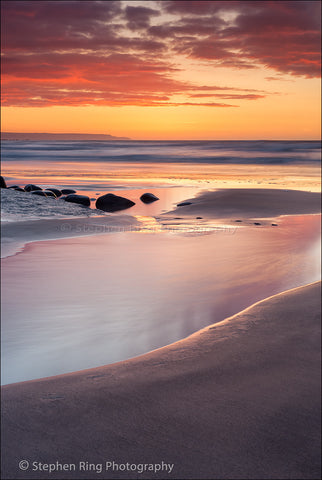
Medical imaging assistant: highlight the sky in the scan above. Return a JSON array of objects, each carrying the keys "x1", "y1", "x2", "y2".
[{"x1": 1, "y1": 0, "x2": 321, "y2": 140}]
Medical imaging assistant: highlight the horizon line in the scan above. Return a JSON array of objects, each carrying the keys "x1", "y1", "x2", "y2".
[{"x1": 1, "y1": 132, "x2": 321, "y2": 142}]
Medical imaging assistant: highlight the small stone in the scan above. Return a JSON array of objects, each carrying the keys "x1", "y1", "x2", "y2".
[
  {"x1": 31, "y1": 190, "x2": 47, "y2": 196},
  {"x1": 64, "y1": 194, "x2": 91, "y2": 206},
  {"x1": 46, "y1": 188, "x2": 62, "y2": 197},
  {"x1": 43, "y1": 190, "x2": 57, "y2": 197},
  {"x1": 140, "y1": 193, "x2": 159, "y2": 203},
  {"x1": 24, "y1": 184, "x2": 42, "y2": 192},
  {"x1": 61, "y1": 188, "x2": 77, "y2": 194},
  {"x1": 177, "y1": 201, "x2": 192, "y2": 206}
]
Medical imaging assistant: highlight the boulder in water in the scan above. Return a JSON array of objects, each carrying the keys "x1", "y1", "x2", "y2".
[
  {"x1": 177, "y1": 201, "x2": 192, "y2": 206},
  {"x1": 65, "y1": 194, "x2": 90, "y2": 206},
  {"x1": 25, "y1": 184, "x2": 42, "y2": 192},
  {"x1": 140, "y1": 193, "x2": 159, "y2": 204},
  {"x1": 96, "y1": 193, "x2": 135, "y2": 212},
  {"x1": 8, "y1": 185, "x2": 20, "y2": 189},
  {"x1": 61, "y1": 188, "x2": 76, "y2": 194},
  {"x1": 0, "y1": 176, "x2": 7, "y2": 188},
  {"x1": 14, "y1": 187, "x2": 25, "y2": 192}
]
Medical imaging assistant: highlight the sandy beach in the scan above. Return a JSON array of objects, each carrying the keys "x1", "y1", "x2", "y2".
[{"x1": 1, "y1": 280, "x2": 320, "y2": 479}]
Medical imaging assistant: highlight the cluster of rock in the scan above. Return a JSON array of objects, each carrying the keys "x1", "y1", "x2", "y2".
[{"x1": 0, "y1": 175, "x2": 160, "y2": 213}]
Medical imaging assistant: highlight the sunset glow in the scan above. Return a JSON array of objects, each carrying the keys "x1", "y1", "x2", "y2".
[{"x1": 1, "y1": 0, "x2": 321, "y2": 139}]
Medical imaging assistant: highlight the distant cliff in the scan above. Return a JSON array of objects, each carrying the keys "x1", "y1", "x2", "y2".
[{"x1": 1, "y1": 132, "x2": 131, "y2": 141}]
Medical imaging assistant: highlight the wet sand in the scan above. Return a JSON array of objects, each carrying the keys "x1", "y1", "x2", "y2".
[
  {"x1": 1, "y1": 281, "x2": 321, "y2": 479},
  {"x1": 167, "y1": 188, "x2": 321, "y2": 220}
]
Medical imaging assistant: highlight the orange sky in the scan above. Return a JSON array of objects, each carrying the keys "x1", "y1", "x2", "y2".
[{"x1": 1, "y1": 0, "x2": 321, "y2": 140}]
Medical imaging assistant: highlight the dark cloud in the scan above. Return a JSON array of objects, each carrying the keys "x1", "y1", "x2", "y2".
[
  {"x1": 1, "y1": 0, "x2": 320, "y2": 107},
  {"x1": 125, "y1": 5, "x2": 160, "y2": 30}
]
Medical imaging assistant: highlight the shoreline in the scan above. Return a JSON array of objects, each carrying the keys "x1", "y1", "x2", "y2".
[
  {"x1": 2, "y1": 281, "x2": 321, "y2": 479},
  {"x1": 2, "y1": 187, "x2": 321, "y2": 259}
]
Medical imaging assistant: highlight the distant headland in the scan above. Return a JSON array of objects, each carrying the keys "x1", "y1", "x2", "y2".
[{"x1": 1, "y1": 132, "x2": 131, "y2": 141}]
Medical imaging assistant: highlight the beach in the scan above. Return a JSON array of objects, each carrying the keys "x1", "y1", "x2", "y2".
[
  {"x1": 1, "y1": 141, "x2": 321, "y2": 479},
  {"x1": 2, "y1": 280, "x2": 321, "y2": 479}
]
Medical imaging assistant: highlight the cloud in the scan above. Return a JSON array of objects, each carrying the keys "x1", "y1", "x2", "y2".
[{"x1": 1, "y1": 0, "x2": 320, "y2": 108}]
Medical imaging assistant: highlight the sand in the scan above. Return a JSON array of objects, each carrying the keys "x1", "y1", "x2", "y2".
[
  {"x1": 1, "y1": 281, "x2": 321, "y2": 479},
  {"x1": 167, "y1": 188, "x2": 321, "y2": 220}
]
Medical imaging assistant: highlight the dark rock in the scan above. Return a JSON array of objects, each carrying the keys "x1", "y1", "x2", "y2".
[
  {"x1": 271, "y1": 223, "x2": 278, "y2": 226},
  {"x1": 196, "y1": 217, "x2": 203, "y2": 219},
  {"x1": 177, "y1": 201, "x2": 192, "y2": 206},
  {"x1": 59, "y1": 196, "x2": 67, "y2": 200},
  {"x1": 61, "y1": 188, "x2": 76, "y2": 194},
  {"x1": 14, "y1": 187, "x2": 25, "y2": 192},
  {"x1": 96, "y1": 193, "x2": 135, "y2": 212},
  {"x1": 254, "y1": 222, "x2": 261, "y2": 225},
  {"x1": 25, "y1": 184, "x2": 42, "y2": 192},
  {"x1": 64, "y1": 194, "x2": 90, "y2": 206},
  {"x1": 140, "y1": 193, "x2": 159, "y2": 204},
  {"x1": 43, "y1": 190, "x2": 57, "y2": 197},
  {"x1": 0, "y1": 176, "x2": 7, "y2": 188},
  {"x1": 8, "y1": 185, "x2": 20, "y2": 189},
  {"x1": 235, "y1": 220, "x2": 242, "y2": 222},
  {"x1": 46, "y1": 188, "x2": 62, "y2": 197},
  {"x1": 31, "y1": 190, "x2": 47, "y2": 196}
]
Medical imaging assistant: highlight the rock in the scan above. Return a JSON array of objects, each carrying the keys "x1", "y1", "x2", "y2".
[
  {"x1": 61, "y1": 188, "x2": 76, "y2": 194},
  {"x1": 14, "y1": 187, "x2": 25, "y2": 192},
  {"x1": 8, "y1": 185, "x2": 20, "y2": 189},
  {"x1": 271, "y1": 223, "x2": 278, "y2": 226},
  {"x1": 0, "y1": 176, "x2": 7, "y2": 188},
  {"x1": 140, "y1": 193, "x2": 159, "y2": 204},
  {"x1": 254, "y1": 222, "x2": 261, "y2": 225},
  {"x1": 43, "y1": 190, "x2": 57, "y2": 197},
  {"x1": 59, "y1": 196, "x2": 67, "y2": 200},
  {"x1": 31, "y1": 190, "x2": 47, "y2": 196},
  {"x1": 196, "y1": 217, "x2": 203, "y2": 219},
  {"x1": 235, "y1": 220, "x2": 242, "y2": 222},
  {"x1": 96, "y1": 193, "x2": 135, "y2": 212},
  {"x1": 64, "y1": 194, "x2": 90, "y2": 206},
  {"x1": 177, "y1": 201, "x2": 192, "y2": 206},
  {"x1": 46, "y1": 188, "x2": 62, "y2": 197},
  {"x1": 25, "y1": 184, "x2": 42, "y2": 192}
]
